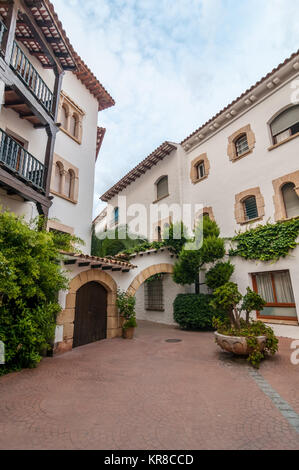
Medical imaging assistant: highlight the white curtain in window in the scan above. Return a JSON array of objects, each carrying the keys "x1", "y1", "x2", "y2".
[
  {"x1": 273, "y1": 272, "x2": 295, "y2": 303},
  {"x1": 256, "y1": 273, "x2": 275, "y2": 303}
]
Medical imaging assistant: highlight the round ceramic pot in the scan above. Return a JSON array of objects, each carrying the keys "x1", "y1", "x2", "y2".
[
  {"x1": 123, "y1": 327, "x2": 135, "y2": 339},
  {"x1": 215, "y1": 331, "x2": 267, "y2": 356}
]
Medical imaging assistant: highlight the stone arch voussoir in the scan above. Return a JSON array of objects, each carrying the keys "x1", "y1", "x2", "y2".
[
  {"x1": 127, "y1": 263, "x2": 174, "y2": 296},
  {"x1": 55, "y1": 269, "x2": 119, "y2": 354}
]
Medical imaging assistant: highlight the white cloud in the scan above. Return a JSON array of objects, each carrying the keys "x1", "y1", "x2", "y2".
[{"x1": 51, "y1": 0, "x2": 299, "y2": 216}]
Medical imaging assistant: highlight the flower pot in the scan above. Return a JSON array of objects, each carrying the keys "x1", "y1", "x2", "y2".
[
  {"x1": 215, "y1": 331, "x2": 267, "y2": 356},
  {"x1": 123, "y1": 327, "x2": 135, "y2": 339}
]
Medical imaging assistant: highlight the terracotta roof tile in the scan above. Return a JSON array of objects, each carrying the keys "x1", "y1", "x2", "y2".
[
  {"x1": 41, "y1": 0, "x2": 115, "y2": 111},
  {"x1": 61, "y1": 251, "x2": 136, "y2": 269},
  {"x1": 100, "y1": 141, "x2": 177, "y2": 202}
]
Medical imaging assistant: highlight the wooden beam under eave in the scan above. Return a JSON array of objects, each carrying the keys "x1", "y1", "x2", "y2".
[
  {"x1": 18, "y1": 7, "x2": 63, "y2": 72},
  {"x1": 20, "y1": 112, "x2": 34, "y2": 118},
  {"x1": 46, "y1": 37, "x2": 62, "y2": 44},
  {"x1": 35, "y1": 19, "x2": 53, "y2": 28}
]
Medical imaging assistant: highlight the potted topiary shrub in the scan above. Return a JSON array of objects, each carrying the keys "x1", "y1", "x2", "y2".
[
  {"x1": 116, "y1": 290, "x2": 137, "y2": 339},
  {"x1": 211, "y1": 283, "x2": 279, "y2": 368}
]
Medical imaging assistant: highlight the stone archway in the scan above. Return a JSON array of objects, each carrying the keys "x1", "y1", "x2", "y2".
[
  {"x1": 55, "y1": 269, "x2": 120, "y2": 354},
  {"x1": 127, "y1": 263, "x2": 174, "y2": 296}
]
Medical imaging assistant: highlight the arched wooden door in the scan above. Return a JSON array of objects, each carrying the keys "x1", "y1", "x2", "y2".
[{"x1": 73, "y1": 281, "x2": 107, "y2": 348}]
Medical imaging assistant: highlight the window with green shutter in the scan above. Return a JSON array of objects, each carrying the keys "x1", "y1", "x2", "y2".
[{"x1": 243, "y1": 196, "x2": 258, "y2": 220}]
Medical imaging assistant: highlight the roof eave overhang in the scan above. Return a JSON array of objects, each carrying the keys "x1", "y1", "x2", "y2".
[{"x1": 100, "y1": 141, "x2": 178, "y2": 202}]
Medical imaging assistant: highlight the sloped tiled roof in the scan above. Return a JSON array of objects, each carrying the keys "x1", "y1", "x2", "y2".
[
  {"x1": 0, "y1": 0, "x2": 115, "y2": 111},
  {"x1": 100, "y1": 141, "x2": 177, "y2": 202},
  {"x1": 61, "y1": 251, "x2": 136, "y2": 270}
]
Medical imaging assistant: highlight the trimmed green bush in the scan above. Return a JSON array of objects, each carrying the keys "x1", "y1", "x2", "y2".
[
  {"x1": 205, "y1": 261, "x2": 235, "y2": 290},
  {"x1": 173, "y1": 293, "x2": 218, "y2": 330}
]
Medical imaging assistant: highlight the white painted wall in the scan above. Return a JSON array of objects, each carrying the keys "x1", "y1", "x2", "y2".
[
  {"x1": 49, "y1": 71, "x2": 99, "y2": 253},
  {"x1": 184, "y1": 79, "x2": 298, "y2": 237},
  {"x1": 99, "y1": 77, "x2": 299, "y2": 336},
  {"x1": 135, "y1": 273, "x2": 185, "y2": 325},
  {"x1": 106, "y1": 146, "x2": 183, "y2": 240}
]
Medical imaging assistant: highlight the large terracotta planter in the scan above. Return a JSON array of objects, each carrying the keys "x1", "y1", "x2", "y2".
[
  {"x1": 123, "y1": 327, "x2": 135, "y2": 339},
  {"x1": 215, "y1": 331, "x2": 267, "y2": 356}
]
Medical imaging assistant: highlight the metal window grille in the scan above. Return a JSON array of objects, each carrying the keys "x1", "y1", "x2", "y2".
[
  {"x1": 243, "y1": 196, "x2": 258, "y2": 220},
  {"x1": 235, "y1": 134, "x2": 249, "y2": 156},
  {"x1": 145, "y1": 278, "x2": 164, "y2": 311}
]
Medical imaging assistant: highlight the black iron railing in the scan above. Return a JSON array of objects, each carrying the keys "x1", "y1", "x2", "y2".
[
  {"x1": 0, "y1": 18, "x2": 7, "y2": 52},
  {"x1": 10, "y1": 42, "x2": 53, "y2": 114},
  {"x1": 0, "y1": 128, "x2": 46, "y2": 191}
]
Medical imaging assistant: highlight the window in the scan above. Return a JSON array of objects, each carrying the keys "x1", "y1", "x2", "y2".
[
  {"x1": 51, "y1": 154, "x2": 79, "y2": 204},
  {"x1": 64, "y1": 169, "x2": 75, "y2": 199},
  {"x1": 114, "y1": 207, "x2": 119, "y2": 223},
  {"x1": 252, "y1": 271, "x2": 297, "y2": 320},
  {"x1": 227, "y1": 125, "x2": 255, "y2": 161},
  {"x1": 156, "y1": 225, "x2": 162, "y2": 242},
  {"x1": 196, "y1": 161, "x2": 205, "y2": 179},
  {"x1": 59, "y1": 92, "x2": 84, "y2": 144},
  {"x1": 53, "y1": 162, "x2": 63, "y2": 193},
  {"x1": 235, "y1": 134, "x2": 249, "y2": 157},
  {"x1": 190, "y1": 153, "x2": 210, "y2": 184},
  {"x1": 282, "y1": 183, "x2": 299, "y2": 219},
  {"x1": 235, "y1": 188, "x2": 265, "y2": 224},
  {"x1": 271, "y1": 105, "x2": 299, "y2": 145},
  {"x1": 243, "y1": 196, "x2": 258, "y2": 221},
  {"x1": 61, "y1": 104, "x2": 68, "y2": 130},
  {"x1": 156, "y1": 176, "x2": 168, "y2": 200},
  {"x1": 70, "y1": 114, "x2": 79, "y2": 138},
  {"x1": 145, "y1": 277, "x2": 164, "y2": 311},
  {"x1": 272, "y1": 171, "x2": 299, "y2": 221}
]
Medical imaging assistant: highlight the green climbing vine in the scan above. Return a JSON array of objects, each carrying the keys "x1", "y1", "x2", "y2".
[{"x1": 229, "y1": 218, "x2": 299, "y2": 262}]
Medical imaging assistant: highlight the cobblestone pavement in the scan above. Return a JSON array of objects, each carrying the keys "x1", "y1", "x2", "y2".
[{"x1": 0, "y1": 321, "x2": 298, "y2": 450}]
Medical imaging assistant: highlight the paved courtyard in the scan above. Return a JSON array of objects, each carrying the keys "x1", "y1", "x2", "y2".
[{"x1": 0, "y1": 321, "x2": 299, "y2": 450}]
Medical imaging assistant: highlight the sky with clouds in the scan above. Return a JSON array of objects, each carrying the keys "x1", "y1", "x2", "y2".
[{"x1": 52, "y1": 0, "x2": 299, "y2": 216}]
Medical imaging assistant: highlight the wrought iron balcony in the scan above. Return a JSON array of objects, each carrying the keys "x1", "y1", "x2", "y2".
[
  {"x1": 0, "y1": 18, "x2": 7, "y2": 52},
  {"x1": 0, "y1": 128, "x2": 46, "y2": 192},
  {"x1": 10, "y1": 42, "x2": 53, "y2": 115}
]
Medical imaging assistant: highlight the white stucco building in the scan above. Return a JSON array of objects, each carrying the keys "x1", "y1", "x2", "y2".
[
  {"x1": 98, "y1": 49, "x2": 299, "y2": 337},
  {"x1": 0, "y1": 0, "x2": 114, "y2": 253}
]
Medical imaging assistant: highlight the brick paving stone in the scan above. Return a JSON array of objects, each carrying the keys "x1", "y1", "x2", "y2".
[{"x1": 0, "y1": 321, "x2": 298, "y2": 450}]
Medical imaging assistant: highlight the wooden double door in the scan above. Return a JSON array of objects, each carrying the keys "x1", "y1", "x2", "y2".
[{"x1": 73, "y1": 282, "x2": 107, "y2": 348}]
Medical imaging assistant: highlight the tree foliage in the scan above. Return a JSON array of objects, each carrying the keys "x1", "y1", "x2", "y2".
[
  {"x1": 229, "y1": 219, "x2": 299, "y2": 261},
  {"x1": 92, "y1": 224, "x2": 147, "y2": 257},
  {"x1": 173, "y1": 293, "x2": 220, "y2": 330},
  {"x1": 0, "y1": 211, "x2": 70, "y2": 374},
  {"x1": 205, "y1": 261, "x2": 235, "y2": 290},
  {"x1": 173, "y1": 216, "x2": 225, "y2": 289}
]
